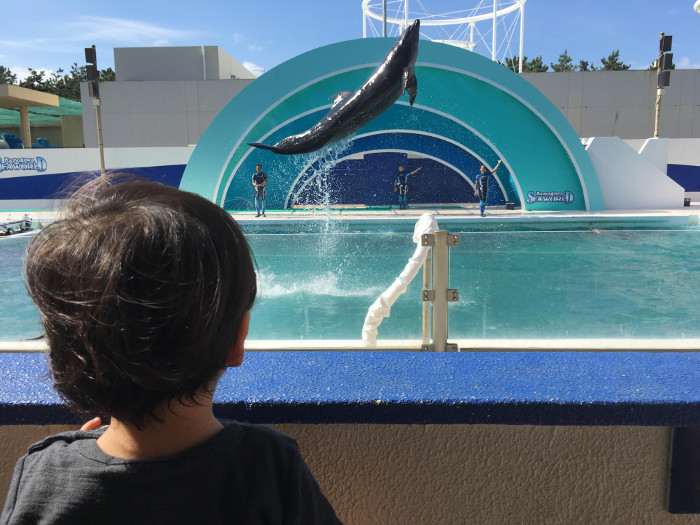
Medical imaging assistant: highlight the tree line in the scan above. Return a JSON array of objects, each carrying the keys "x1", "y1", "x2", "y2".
[
  {"x1": 505, "y1": 49, "x2": 634, "y2": 72},
  {"x1": 0, "y1": 48, "x2": 657, "y2": 102},
  {"x1": 0, "y1": 64, "x2": 115, "y2": 102}
]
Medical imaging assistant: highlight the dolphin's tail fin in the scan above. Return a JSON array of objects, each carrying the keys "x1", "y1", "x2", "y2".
[{"x1": 247, "y1": 142, "x2": 279, "y2": 153}]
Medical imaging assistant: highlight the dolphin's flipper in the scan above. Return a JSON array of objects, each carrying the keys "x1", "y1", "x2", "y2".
[
  {"x1": 404, "y1": 69, "x2": 418, "y2": 106},
  {"x1": 247, "y1": 142, "x2": 278, "y2": 153},
  {"x1": 329, "y1": 91, "x2": 355, "y2": 108}
]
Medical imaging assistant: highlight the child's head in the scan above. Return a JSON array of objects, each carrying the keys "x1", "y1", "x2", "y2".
[{"x1": 25, "y1": 176, "x2": 256, "y2": 427}]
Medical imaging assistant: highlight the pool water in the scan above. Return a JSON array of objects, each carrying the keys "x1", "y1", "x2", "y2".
[{"x1": 2, "y1": 224, "x2": 700, "y2": 342}]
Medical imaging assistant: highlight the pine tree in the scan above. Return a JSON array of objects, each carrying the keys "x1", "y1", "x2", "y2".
[
  {"x1": 503, "y1": 55, "x2": 549, "y2": 72},
  {"x1": 599, "y1": 50, "x2": 630, "y2": 71},
  {"x1": 551, "y1": 50, "x2": 575, "y2": 72},
  {"x1": 0, "y1": 66, "x2": 17, "y2": 84}
]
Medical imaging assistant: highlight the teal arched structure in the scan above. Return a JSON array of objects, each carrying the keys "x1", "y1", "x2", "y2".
[{"x1": 181, "y1": 38, "x2": 603, "y2": 211}]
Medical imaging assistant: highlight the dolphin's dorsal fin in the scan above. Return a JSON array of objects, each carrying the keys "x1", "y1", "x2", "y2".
[
  {"x1": 329, "y1": 91, "x2": 354, "y2": 108},
  {"x1": 402, "y1": 69, "x2": 418, "y2": 106}
]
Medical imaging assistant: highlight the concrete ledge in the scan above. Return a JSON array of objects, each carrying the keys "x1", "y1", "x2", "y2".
[{"x1": 0, "y1": 352, "x2": 698, "y2": 426}]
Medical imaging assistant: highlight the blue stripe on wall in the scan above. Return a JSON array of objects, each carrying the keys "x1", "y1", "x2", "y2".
[
  {"x1": 0, "y1": 165, "x2": 186, "y2": 200},
  {"x1": 668, "y1": 164, "x2": 700, "y2": 192}
]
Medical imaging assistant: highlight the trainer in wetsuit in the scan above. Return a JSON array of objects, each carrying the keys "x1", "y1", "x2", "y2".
[
  {"x1": 394, "y1": 164, "x2": 422, "y2": 210},
  {"x1": 474, "y1": 160, "x2": 502, "y2": 216},
  {"x1": 252, "y1": 164, "x2": 267, "y2": 217}
]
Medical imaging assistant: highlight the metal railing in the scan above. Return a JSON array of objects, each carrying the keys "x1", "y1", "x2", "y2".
[{"x1": 421, "y1": 231, "x2": 460, "y2": 352}]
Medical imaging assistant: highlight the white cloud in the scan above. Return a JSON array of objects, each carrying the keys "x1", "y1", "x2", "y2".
[
  {"x1": 10, "y1": 66, "x2": 57, "y2": 82},
  {"x1": 676, "y1": 56, "x2": 700, "y2": 69},
  {"x1": 10, "y1": 66, "x2": 31, "y2": 82},
  {"x1": 243, "y1": 61, "x2": 265, "y2": 76},
  {"x1": 0, "y1": 38, "x2": 57, "y2": 53},
  {"x1": 231, "y1": 33, "x2": 263, "y2": 53},
  {"x1": 0, "y1": 16, "x2": 202, "y2": 71},
  {"x1": 64, "y1": 16, "x2": 201, "y2": 46}
]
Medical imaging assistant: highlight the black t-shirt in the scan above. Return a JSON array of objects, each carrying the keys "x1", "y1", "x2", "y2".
[{"x1": 1, "y1": 420, "x2": 341, "y2": 525}]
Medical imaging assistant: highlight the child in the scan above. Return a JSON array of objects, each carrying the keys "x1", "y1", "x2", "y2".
[{"x1": 1, "y1": 177, "x2": 341, "y2": 524}]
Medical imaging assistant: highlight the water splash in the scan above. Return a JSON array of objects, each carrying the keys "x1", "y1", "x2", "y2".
[
  {"x1": 287, "y1": 136, "x2": 354, "y2": 219},
  {"x1": 286, "y1": 137, "x2": 355, "y2": 257},
  {"x1": 258, "y1": 269, "x2": 384, "y2": 299}
]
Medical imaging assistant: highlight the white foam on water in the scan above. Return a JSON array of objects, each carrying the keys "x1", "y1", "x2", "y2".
[{"x1": 258, "y1": 270, "x2": 384, "y2": 298}]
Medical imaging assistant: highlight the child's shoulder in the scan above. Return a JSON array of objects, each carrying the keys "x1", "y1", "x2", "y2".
[{"x1": 27, "y1": 429, "x2": 101, "y2": 455}]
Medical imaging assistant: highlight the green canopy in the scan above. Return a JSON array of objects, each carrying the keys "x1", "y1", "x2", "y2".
[{"x1": 0, "y1": 97, "x2": 81, "y2": 126}]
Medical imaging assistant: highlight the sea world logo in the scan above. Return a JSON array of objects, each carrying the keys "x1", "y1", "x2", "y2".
[
  {"x1": 0, "y1": 156, "x2": 48, "y2": 173},
  {"x1": 526, "y1": 190, "x2": 574, "y2": 204}
]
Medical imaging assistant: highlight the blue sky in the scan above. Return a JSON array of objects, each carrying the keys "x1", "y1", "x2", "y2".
[{"x1": 1, "y1": 0, "x2": 699, "y2": 79}]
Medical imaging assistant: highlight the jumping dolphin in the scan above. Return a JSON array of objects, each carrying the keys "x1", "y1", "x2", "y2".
[{"x1": 247, "y1": 19, "x2": 420, "y2": 155}]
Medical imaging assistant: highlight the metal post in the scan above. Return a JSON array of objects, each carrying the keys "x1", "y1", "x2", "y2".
[
  {"x1": 654, "y1": 32, "x2": 664, "y2": 139},
  {"x1": 404, "y1": 0, "x2": 409, "y2": 31},
  {"x1": 432, "y1": 231, "x2": 449, "y2": 351},
  {"x1": 421, "y1": 231, "x2": 459, "y2": 352},
  {"x1": 422, "y1": 251, "x2": 431, "y2": 345},
  {"x1": 93, "y1": 98, "x2": 106, "y2": 183},
  {"x1": 519, "y1": 1, "x2": 525, "y2": 73},
  {"x1": 383, "y1": 0, "x2": 387, "y2": 37},
  {"x1": 654, "y1": 88, "x2": 663, "y2": 138},
  {"x1": 492, "y1": 0, "x2": 497, "y2": 61}
]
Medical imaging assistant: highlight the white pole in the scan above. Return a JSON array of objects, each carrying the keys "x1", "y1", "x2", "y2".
[
  {"x1": 432, "y1": 231, "x2": 449, "y2": 352},
  {"x1": 654, "y1": 32, "x2": 664, "y2": 138},
  {"x1": 519, "y1": 2, "x2": 525, "y2": 72},
  {"x1": 405, "y1": 0, "x2": 409, "y2": 30},
  {"x1": 492, "y1": 0, "x2": 497, "y2": 61},
  {"x1": 383, "y1": 0, "x2": 387, "y2": 36},
  {"x1": 93, "y1": 98, "x2": 106, "y2": 183},
  {"x1": 422, "y1": 252, "x2": 432, "y2": 345}
]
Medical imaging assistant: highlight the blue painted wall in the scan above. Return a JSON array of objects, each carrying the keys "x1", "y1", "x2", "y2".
[
  {"x1": 291, "y1": 155, "x2": 492, "y2": 208},
  {"x1": 668, "y1": 163, "x2": 700, "y2": 192},
  {"x1": 0, "y1": 165, "x2": 186, "y2": 201}
]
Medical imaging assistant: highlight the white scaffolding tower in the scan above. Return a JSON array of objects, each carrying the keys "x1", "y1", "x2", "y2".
[{"x1": 362, "y1": 0, "x2": 527, "y2": 72}]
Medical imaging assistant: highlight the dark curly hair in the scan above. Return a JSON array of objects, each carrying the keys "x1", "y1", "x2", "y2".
[{"x1": 24, "y1": 176, "x2": 256, "y2": 427}]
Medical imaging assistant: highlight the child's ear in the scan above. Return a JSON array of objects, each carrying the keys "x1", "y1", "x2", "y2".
[{"x1": 226, "y1": 311, "x2": 250, "y2": 367}]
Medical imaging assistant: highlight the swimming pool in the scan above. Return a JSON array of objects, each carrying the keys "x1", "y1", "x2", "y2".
[{"x1": 3, "y1": 219, "x2": 700, "y2": 344}]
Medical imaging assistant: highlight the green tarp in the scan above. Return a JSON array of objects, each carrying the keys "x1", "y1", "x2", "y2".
[{"x1": 0, "y1": 97, "x2": 81, "y2": 126}]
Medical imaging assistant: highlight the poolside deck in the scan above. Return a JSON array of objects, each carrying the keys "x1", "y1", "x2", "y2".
[
  {"x1": 239, "y1": 202, "x2": 700, "y2": 226},
  {"x1": 10, "y1": 202, "x2": 700, "y2": 229}
]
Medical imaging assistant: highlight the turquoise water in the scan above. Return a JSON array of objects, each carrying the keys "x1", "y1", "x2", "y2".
[{"x1": 2, "y1": 223, "x2": 700, "y2": 342}]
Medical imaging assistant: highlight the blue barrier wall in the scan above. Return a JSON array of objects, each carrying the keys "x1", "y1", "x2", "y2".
[
  {"x1": 0, "y1": 166, "x2": 186, "y2": 201},
  {"x1": 1, "y1": 352, "x2": 697, "y2": 426}
]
